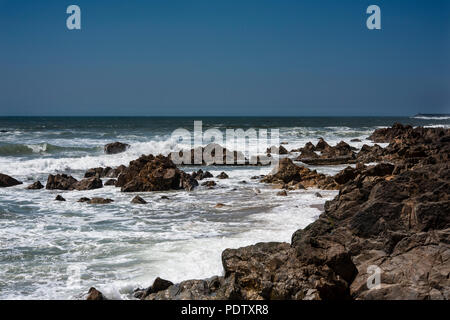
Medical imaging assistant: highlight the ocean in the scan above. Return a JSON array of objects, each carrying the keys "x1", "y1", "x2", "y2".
[{"x1": 0, "y1": 116, "x2": 449, "y2": 299}]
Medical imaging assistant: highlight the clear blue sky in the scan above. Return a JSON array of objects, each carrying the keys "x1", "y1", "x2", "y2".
[{"x1": 0, "y1": 0, "x2": 449, "y2": 116}]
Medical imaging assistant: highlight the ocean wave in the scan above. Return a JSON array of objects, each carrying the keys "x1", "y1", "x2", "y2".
[
  {"x1": 0, "y1": 143, "x2": 99, "y2": 156},
  {"x1": 412, "y1": 116, "x2": 450, "y2": 120}
]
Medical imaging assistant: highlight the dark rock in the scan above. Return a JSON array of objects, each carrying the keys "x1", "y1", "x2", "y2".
[
  {"x1": 0, "y1": 173, "x2": 22, "y2": 188},
  {"x1": 104, "y1": 142, "x2": 130, "y2": 154},
  {"x1": 277, "y1": 190, "x2": 287, "y2": 196},
  {"x1": 315, "y1": 192, "x2": 322, "y2": 198},
  {"x1": 137, "y1": 277, "x2": 174, "y2": 299},
  {"x1": 191, "y1": 169, "x2": 213, "y2": 180},
  {"x1": 368, "y1": 123, "x2": 413, "y2": 143},
  {"x1": 55, "y1": 195, "x2": 66, "y2": 201},
  {"x1": 160, "y1": 196, "x2": 169, "y2": 200},
  {"x1": 217, "y1": 172, "x2": 229, "y2": 179},
  {"x1": 104, "y1": 179, "x2": 117, "y2": 186},
  {"x1": 77, "y1": 197, "x2": 91, "y2": 203},
  {"x1": 74, "y1": 177, "x2": 103, "y2": 191},
  {"x1": 27, "y1": 181, "x2": 44, "y2": 190},
  {"x1": 87, "y1": 197, "x2": 113, "y2": 204},
  {"x1": 350, "y1": 139, "x2": 362, "y2": 142},
  {"x1": 131, "y1": 195, "x2": 147, "y2": 204},
  {"x1": 86, "y1": 287, "x2": 105, "y2": 300},
  {"x1": 267, "y1": 145, "x2": 288, "y2": 155},
  {"x1": 201, "y1": 180, "x2": 216, "y2": 187},
  {"x1": 117, "y1": 154, "x2": 197, "y2": 192},
  {"x1": 46, "y1": 174, "x2": 78, "y2": 190}
]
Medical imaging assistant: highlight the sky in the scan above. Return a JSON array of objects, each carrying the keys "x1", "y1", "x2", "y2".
[{"x1": 0, "y1": 0, "x2": 449, "y2": 116}]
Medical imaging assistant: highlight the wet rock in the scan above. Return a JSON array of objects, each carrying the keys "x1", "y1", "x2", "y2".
[
  {"x1": 117, "y1": 154, "x2": 198, "y2": 192},
  {"x1": 215, "y1": 203, "x2": 225, "y2": 208},
  {"x1": 201, "y1": 180, "x2": 216, "y2": 187},
  {"x1": 86, "y1": 287, "x2": 105, "y2": 300},
  {"x1": 160, "y1": 196, "x2": 169, "y2": 200},
  {"x1": 297, "y1": 140, "x2": 356, "y2": 165},
  {"x1": 356, "y1": 144, "x2": 385, "y2": 163},
  {"x1": 350, "y1": 138, "x2": 362, "y2": 142},
  {"x1": 46, "y1": 174, "x2": 78, "y2": 190},
  {"x1": 104, "y1": 179, "x2": 117, "y2": 186},
  {"x1": 0, "y1": 173, "x2": 22, "y2": 188},
  {"x1": 267, "y1": 145, "x2": 288, "y2": 155},
  {"x1": 104, "y1": 142, "x2": 130, "y2": 154},
  {"x1": 191, "y1": 169, "x2": 213, "y2": 180},
  {"x1": 368, "y1": 123, "x2": 413, "y2": 143},
  {"x1": 77, "y1": 197, "x2": 90, "y2": 203},
  {"x1": 87, "y1": 197, "x2": 113, "y2": 204},
  {"x1": 55, "y1": 195, "x2": 66, "y2": 201},
  {"x1": 131, "y1": 195, "x2": 147, "y2": 204},
  {"x1": 136, "y1": 277, "x2": 174, "y2": 299},
  {"x1": 315, "y1": 192, "x2": 322, "y2": 198},
  {"x1": 277, "y1": 190, "x2": 288, "y2": 196},
  {"x1": 217, "y1": 172, "x2": 229, "y2": 179},
  {"x1": 74, "y1": 177, "x2": 103, "y2": 191},
  {"x1": 27, "y1": 181, "x2": 44, "y2": 190},
  {"x1": 261, "y1": 158, "x2": 338, "y2": 190}
]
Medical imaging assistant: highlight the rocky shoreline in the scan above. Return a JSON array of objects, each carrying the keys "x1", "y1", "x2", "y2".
[{"x1": 1, "y1": 123, "x2": 449, "y2": 300}]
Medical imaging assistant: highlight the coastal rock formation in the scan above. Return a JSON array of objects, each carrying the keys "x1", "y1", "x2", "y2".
[
  {"x1": 296, "y1": 140, "x2": 356, "y2": 165},
  {"x1": 368, "y1": 123, "x2": 413, "y2": 143},
  {"x1": 84, "y1": 166, "x2": 125, "y2": 179},
  {"x1": 55, "y1": 195, "x2": 66, "y2": 201},
  {"x1": 104, "y1": 179, "x2": 117, "y2": 186},
  {"x1": 261, "y1": 158, "x2": 338, "y2": 190},
  {"x1": 45, "y1": 175, "x2": 103, "y2": 191},
  {"x1": 169, "y1": 143, "x2": 270, "y2": 166},
  {"x1": 191, "y1": 169, "x2": 213, "y2": 180},
  {"x1": 140, "y1": 124, "x2": 450, "y2": 301},
  {"x1": 104, "y1": 142, "x2": 130, "y2": 154},
  {"x1": 0, "y1": 173, "x2": 22, "y2": 188},
  {"x1": 87, "y1": 197, "x2": 114, "y2": 204},
  {"x1": 46, "y1": 174, "x2": 78, "y2": 190},
  {"x1": 27, "y1": 181, "x2": 44, "y2": 190},
  {"x1": 267, "y1": 145, "x2": 288, "y2": 155},
  {"x1": 117, "y1": 154, "x2": 198, "y2": 192}
]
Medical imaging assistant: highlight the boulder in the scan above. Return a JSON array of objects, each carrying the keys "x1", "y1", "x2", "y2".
[
  {"x1": 74, "y1": 177, "x2": 103, "y2": 191},
  {"x1": 191, "y1": 169, "x2": 213, "y2": 180},
  {"x1": 0, "y1": 173, "x2": 22, "y2": 188},
  {"x1": 86, "y1": 287, "x2": 105, "y2": 300},
  {"x1": 27, "y1": 181, "x2": 44, "y2": 190},
  {"x1": 55, "y1": 195, "x2": 66, "y2": 201},
  {"x1": 131, "y1": 195, "x2": 147, "y2": 204},
  {"x1": 217, "y1": 172, "x2": 229, "y2": 179},
  {"x1": 104, "y1": 142, "x2": 130, "y2": 154},
  {"x1": 46, "y1": 174, "x2": 78, "y2": 190},
  {"x1": 201, "y1": 180, "x2": 216, "y2": 187},
  {"x1": 104, "y1": 179, "x2": 117, "y2": 186}
]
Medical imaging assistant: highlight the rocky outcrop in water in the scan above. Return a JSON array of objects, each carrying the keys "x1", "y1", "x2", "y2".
[
  {"x1": 86, "y1": 287, "x2": 106, "y2": 300},
  {"x1": 104, "y1": 142, "x2": 130, "y2": 154},
  {"x1": 191, "y1": 169, "x2": 213, "y2": 180},
  {"x1": 46, "y1": 174, "x2": 103, "y2": 191},
  {"x1": 295, "y1": 140, "x2": 356, "y2": 165},
  {"x1": 261, "y1": 158, "x2": 338, "y2": 190},
  {"x1": 117, "y1": 154, "x2": 198, "y2": 192},
  {"x1": 140, "y1": 124, "x2": 450, "y2": 301},
  {"x1": 0, "y1": 173, "x2": 22, "y2": 188},
  {"x1": 26, "y1": 181, "x2": 44, "y2": 190}
]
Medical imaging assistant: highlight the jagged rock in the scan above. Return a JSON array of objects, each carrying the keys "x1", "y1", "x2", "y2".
[
  {"x1": 104, "y1": 142, "x2": 130, "y2": 154},
  {"x1": 131, "y1": 195, "x2": 147, "y2": 204},
  {"x1": 0, "y1": 173, "x2": 22, "y2": 188},
  {"x1": 84, "y1": 166, "x2": 124, "y2": 179},
  {"x1": 191, "y1": 169, "x2": 213, "y2": 180},
  {"x1": 141, "y1": 125, "x2": 450, "y2": 301},
  {"x1": 87, "y1": 197, "x2": 113, "y2": 204},
  {"x1": 267, "y1": 145, "x2": 288, "y2": 155},
  {"x1": 261, "y1": 158, "x2": 338, "y2": 190},
  {"x1": 136, "y1": 277, "x2": 174, "y2": 299},
  {"x1": 217, "y1": 172, "x2": 229, "y2": 179},
  {"x1": 117, "y1": 154, "x2": 197, "y2": 192},
  {"x1": 297, "y1": 140, "x2": 356, "y2": 165},
  {"x1": 86, "y1": 287, "x2": 105, "y2": 300},
  {"x1": 46, "y1": 174, "x2": 78, "y2": 190},
  {"x1": 27, "y1": 181, "x2": 44, "y2": 190},
  {"x1": 368, "y1": 123, "x2": 413, "y2": 143},
  {"x1": 277, "y1": 190, "x2": 288, "y2": 196},
  {"x1": 315, "y1": 192, "x2": 322, "y2": 198},
  {"x1": 74, "y1": 177, "x2": 103, "y2": 191},
  {"x1": 55, "y1": 195, "x2": 66, "y2": 201}
]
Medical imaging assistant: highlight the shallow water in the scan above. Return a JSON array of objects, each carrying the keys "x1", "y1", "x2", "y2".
[{"x1": 0, "y1": 116, "x2": 448, "y2": 299}]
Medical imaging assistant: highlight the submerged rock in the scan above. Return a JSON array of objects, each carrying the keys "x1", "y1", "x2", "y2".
[
  {"x1": 191, "y1": 169, "x2": 213, "y2": 180},
  {"x1": 0, "y1": 173, "x2": 22, "y2": 188},
  {"x1": 27, "y1": 181, "x2": 44, "y2": 190},
  {"x1": 131, "y1": 195, "x2": 147, "y2": 204},
  {"x1": 87, "y1": 197, "x2": 113, "y2": 204},
  {"x1": 104, "y1": 179, "x2": 117, "y2": 186},
  {"x1": 217, "y1": 172, "x2": 229, "y2": 179},
  {"x1": 55, "y1": 195, "x2": 66, "y2": 201},
  {"x1": 104, "y1": 142, "x2": 130, "y2": 154}
]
